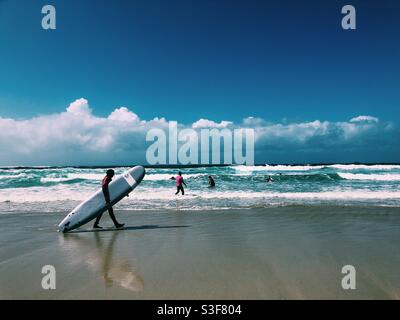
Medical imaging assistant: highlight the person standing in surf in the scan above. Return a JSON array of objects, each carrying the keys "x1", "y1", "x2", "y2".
[
  {"x1": 208, "y1": 175, "x2": 216, "y2": 188},
  {"x1": 93, "y1": 169, "x2": 125, "y2": 229},
  {"x1": 170, "y1": 171, "x2": 187, "y2": 195}
]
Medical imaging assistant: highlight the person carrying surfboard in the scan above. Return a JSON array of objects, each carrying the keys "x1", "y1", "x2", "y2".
[
  {"x1": 170, "y1": 171, "x2": 187, "y2": 195},
  {"x1": 93, "y1": 169, "x2": 125, "y2": 229}
]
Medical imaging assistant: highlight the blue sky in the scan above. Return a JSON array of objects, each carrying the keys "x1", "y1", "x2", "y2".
[{"x1": 0, "y1": 0, "x2": 399, "y2": 165}]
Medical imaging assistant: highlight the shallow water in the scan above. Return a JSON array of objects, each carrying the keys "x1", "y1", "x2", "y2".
[{"x1": 1, "y1": 164, "x2": 400, "y2": 212}]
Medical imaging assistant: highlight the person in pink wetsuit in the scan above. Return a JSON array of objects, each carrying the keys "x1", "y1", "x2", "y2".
[{"x1": 170, "y1": 171, "x2": 187, "y2": 195}]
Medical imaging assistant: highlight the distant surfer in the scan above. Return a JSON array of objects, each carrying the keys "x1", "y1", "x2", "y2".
[
  {"x1": 170, "y1": 171, "x2": 187, "y2": 195},
  {"x1": 208, "y1": 175, "x2": 216, "y2": 188},
  {"x1": 266, "y1": 175, "x2": 274, "y2": 183},
  {"x1": 93, "y1": 169, "x2": 125, "y2": 229}
]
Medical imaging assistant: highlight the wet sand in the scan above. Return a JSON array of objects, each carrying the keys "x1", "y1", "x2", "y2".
[{"x1": 0, "y1": 206, "x2": 399, "y2": 299}]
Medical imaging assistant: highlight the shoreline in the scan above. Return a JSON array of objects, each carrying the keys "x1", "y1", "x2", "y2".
[
  {"x1": 1, "y1": 206, "x2": 400, "y2": 299},
  {"x1": 1, "y1": 203, "x2": 400, "y2": 215}
]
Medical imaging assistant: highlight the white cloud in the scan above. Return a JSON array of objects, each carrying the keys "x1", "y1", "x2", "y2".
[
  {"x1": 108, "y1": 107, "x2": 140, "y2": 123},
  {"x1": 242, "y1": 117, "x2": 267, "y2": 127},
  {"x1": 66, "y1": 98, "x2": 91, "y2": 116},
  {"x1": 0, "y1": 99, "x2": 398, "y2": 165},
  {"x1": 192, "y1": 118, "x2": 233, "y2": 129},
  {"x1": 350, "y1": 115, "x2": 379, "y2": 123}
]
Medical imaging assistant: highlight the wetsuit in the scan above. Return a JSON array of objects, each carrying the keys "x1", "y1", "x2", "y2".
[
  {"x1": 94, "y1": 175, "x2": 120, "y2": 226},
  {"x1": 175, "y1": 175, "x2": 185, "y2": 195}
]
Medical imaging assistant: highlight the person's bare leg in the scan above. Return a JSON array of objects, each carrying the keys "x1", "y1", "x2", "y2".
[{"x1": 108, "y1": 207, "x2": 124, "y2": 228}]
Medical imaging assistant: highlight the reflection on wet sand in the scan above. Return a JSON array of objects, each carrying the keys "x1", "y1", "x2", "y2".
[{"x1": 59, "y1": 231, "x2": 144, "y2": 292}]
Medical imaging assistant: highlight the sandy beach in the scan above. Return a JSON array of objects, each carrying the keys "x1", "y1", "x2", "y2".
[{"x1": 1, "y1": 206, "x2": 399, "y2": 300}]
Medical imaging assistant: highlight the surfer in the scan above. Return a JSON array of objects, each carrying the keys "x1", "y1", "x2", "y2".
[
  {"x1": 208, "y1": 175, "x2": 216, "y2": 188},
  {"x1": 266, "y1": 175, "x2": 274, "y2": 183},
  {"x1": 93, "y1": 169, "x2": 125, "y2": 229},
  {"x1": 170, "y1": 171, "x2": 187, "y2": 195}
]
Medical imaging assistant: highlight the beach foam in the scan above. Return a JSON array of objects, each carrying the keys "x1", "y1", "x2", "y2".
[
  {"x1": 144, "y1": 173, "x2": 205, "y2": 181},
  {"x1": 330, "y1": 164, "x2": 400, "y2": 170},
  {"x1": 234, "y1": 165, "x2": 325, "y2": 171},
  {"x1": 338, "y1": 173, "x2": 400, "y2": 181}
]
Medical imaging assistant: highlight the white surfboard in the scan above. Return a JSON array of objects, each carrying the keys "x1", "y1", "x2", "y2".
[{"x1": 58, "y1": 166, "x2": 145, "y2": 233}]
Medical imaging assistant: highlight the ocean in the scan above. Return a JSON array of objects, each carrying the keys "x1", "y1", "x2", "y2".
[{"x1": 1, "y1": 164, "x2": 400, "y2": 213}]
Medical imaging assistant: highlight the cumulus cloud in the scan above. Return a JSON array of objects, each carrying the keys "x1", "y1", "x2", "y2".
[
  {"x1": 350, "y1": 115, "x2": 379, "y2": 123},
  {"x1": 253, "y1": 118, "x2": 391, "y2": 148},
  {"x1": 192, "y1": 118, "x2": 233, "y2": 129},
  {"x1": 108, "y1": 107, "x2": 140, "y2": 123},
  {"x1": 66, "y1": 98, "x2": 91, "y2": 116},
  {"x1": 242, "y1": 117, "x2": 268, "y2": 127},
  {"x1": 0, "y1": 98, "x2": 399, "y2": 165}
]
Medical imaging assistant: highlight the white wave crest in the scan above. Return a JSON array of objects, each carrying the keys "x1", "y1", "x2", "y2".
[
  {"x1": 338, "y1": 173, "x2": 400, "y2": 181},
  {"x1": 234, "y1": 165, "x2": 325, "y2": 172},
  {"x1": 330, "y1": 164, "x2": 400, "y2": 170},
  {"x1": 129, "y1": 190, "x2": 400, "y2": 201},
  {"x1": 0, "y1": 173, "x2": 30, "y2": 179},
  {"x1": 41, "y1": 177, "x2": 79, "y2": 183},
  {"x1": 144, "y1": 173, "x2": 205, "y2": 181},
  {"x1": 39, "y1": 172, "x2": 206, "y2": 184},
  {"x1": 68, "y1": 173, "x2": 105, "y2": 180},
  {"x1": 2, "y1": 187, "x2": 400, "y2": 204},
  {"x1": 41, "y1": 173, "x2": 105, "y2": 183},
  {"x1": 234, "y1": 164, "x2": 400, "y2": 172}
]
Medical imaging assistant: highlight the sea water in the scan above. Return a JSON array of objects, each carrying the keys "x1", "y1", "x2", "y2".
[{"x1": 1, "y1": 164, "x2": 400, "y2": 213}]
